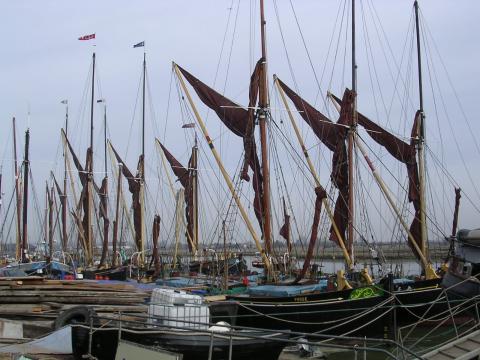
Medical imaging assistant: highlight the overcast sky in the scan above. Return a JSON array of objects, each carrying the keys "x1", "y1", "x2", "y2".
[{"x1": 1, "y1": 1, "x2": 479, "y2": 248}]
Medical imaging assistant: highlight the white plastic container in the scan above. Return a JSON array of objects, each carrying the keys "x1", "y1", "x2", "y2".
[{"x1": 148, "y1": 288, "x2": 208, "y2": 329}]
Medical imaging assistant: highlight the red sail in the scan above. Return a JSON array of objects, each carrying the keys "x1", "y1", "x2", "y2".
[
  {"x1": 276, "y1": 79, "x2": 350, "y2": 246},
  {"x1": 152, "y1": 215, "x2": 161, "y2": 276},
  {"x1": 276, "y1": 78, "x2": 340, "y2": 152},
  {"x1": 331, "y1": 93, "x2": 423, "y2": 260},
  {"x1": 294, "y1": 186, "x2": 327, "y2": 283},
  {"x1": 451, "y1": 188, "x2": 461, "y2": 238},
  {"x1": 177, "y1": 63, "x2": 265, "y2": 237},
  {"x1": 177, "y1": 65, "x2": 249, "y2": 136},
  {"x1": 158, "y1": 142, "x2": 189, "y2": 188},
  {"x1": 158, "y1": 141, "x2": 196, "y2": 253},
  {"x1": 328, "y1": 90, "x2": 354, "y2": 246},
  {"x1": 110, "y1": 144, "x2": 143, "y2": 253},
  {"x1": 279, "y1": 198, "x2": 291, "y2": 253}
]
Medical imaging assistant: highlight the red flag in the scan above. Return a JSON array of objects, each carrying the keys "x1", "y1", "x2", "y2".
[{"x1": 78, "y1": 33, "x2": 95, "y2": 41}]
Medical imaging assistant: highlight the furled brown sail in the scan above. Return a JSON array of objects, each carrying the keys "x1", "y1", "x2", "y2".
[
  {"x1": 276, "y1": 79, "x2": 350, "y2": 246},
  {"x1": 279, "y1": 198, "x2": 291, "y2": 253},
  {"x1": 294, "y1": 186, "x2": 327, "y2": 283},
  {"x1": 330, "y1": 93, "x2": 423, "y2": 261},
  {"x1": 177, "y1": 63, "x2": 266, "y2": 238},
  {"x1": 158, "y1": 141, "x2": 197, "y2": 253},
  {"x1": 110, "y1": 144, "x2": 144, "y2": 253}
]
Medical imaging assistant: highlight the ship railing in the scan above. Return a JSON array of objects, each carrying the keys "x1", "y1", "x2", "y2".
[
  {"x1": 73, "y1": 310, "x2": 424, "y2": 360},
  {"x1": 396, "y1": 276, "x2": 480, "y2": 356}
]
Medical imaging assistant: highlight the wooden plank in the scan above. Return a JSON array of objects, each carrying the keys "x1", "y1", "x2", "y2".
[{"x1": 0, "y1": 296, "x2": 147, "y2": 305}]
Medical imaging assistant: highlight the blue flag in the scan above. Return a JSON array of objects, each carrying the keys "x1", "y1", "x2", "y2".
[{"x1": 133, "y1": 41, "x2": 145, "y2": 48}]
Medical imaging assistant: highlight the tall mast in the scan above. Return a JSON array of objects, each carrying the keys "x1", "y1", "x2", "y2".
[
  {"x1": 139, "y1": 51, "x2": 146, "y2": 264},
  {"x1": 97, "y1": 98, "x2": 109, "y2": 269},
  {"x1": 62, "y1": 101, "x2": 68, "y2": 252},
  {"x1": 192, "y1": 135, "x2": 199, "y2": 254},
  {"x1": 347, "y1": 0, "x2": 357, "y2": 262},
  {"x1": 12, "y1": 118, "x2": 22, "y2": 261},
  {"x1": 90, "y1": 53, "x2": 96, "y2": 152},
  {"x1": 21, "y1": 129, "x2": 30, "y2": 262},
  {"x1": 86, "y1": 52, "x2": 96, "y2": 265},
  {"x1": 142, "y1": 52, "x2": 146, "y2": 162},
  {"x1": 112, "y1": 163, "x2": 122, "y2": 267},
  {"x1": 258, "y1": 0, "x2": 272, "y2": 254},
  {"x1": 48, "y1": 183, "x2": 54, "y2": 261},
  {"x1": 102, "y1": 100, "x2": 107, "y2": 176},
  {"x1": 414, "y1": 0, "x2": 428, "y2": 258}
]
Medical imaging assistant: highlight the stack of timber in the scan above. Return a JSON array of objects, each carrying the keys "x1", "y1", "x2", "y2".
[{"x1": 0, "y1": 277, "x2": 149, "y2": 339}]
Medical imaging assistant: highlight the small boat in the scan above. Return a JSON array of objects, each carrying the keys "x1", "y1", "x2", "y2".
[
  {"x1": 71, "y1": 322, "x2": 289, "y2": 360},
  {"x1": 442, "y1": 229, "x2": 480, "y2": 299},
  {"x1": 82, "y1": 265, "x2": 129, "y2": 281}
]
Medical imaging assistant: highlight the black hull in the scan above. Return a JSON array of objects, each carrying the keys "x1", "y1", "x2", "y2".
[
  {"x1": 72, "y1": 325, "x2": 288, "y2": 360},
  {"x1": 213, "y1": 293, "x2": 390, "y2": 337},
  {"x1": 211, "y1": 281, "x2": 447, "y2": 337}
]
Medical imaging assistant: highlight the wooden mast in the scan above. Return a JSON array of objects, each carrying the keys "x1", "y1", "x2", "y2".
[
  {"x1": 347, "y1": 0, "x2": 358, "y2": 264},
  {"x1": 414, "y1": 0, "x2": 428, "y2": 260},
  {"x1": 21, "y1": 129, "x2": 30, "y2": 262},
  {"x1": 192, "y1": 135, "x2": 199, "y2": 255},
  {"x1": 258, "y1": 0, "x2": 272, "y2": 254},
  {"x1": 48, "y1": 182, "x2": 54, "y2": 261},
  {"x1": 12, "y1": 117, "x2": 22, "y2": 261},
  {"x1": 112, "y1": 163, "x2": 122, "y2": 267},
  {"x1": 139, "y1": 51, "x2": 146, "y2": 265},
  {"x1": 62, "y1": 102, "x2": 68, "y2": 252},
  {"x1": 98, "y1": 99, "x2": 109, "y2": 268},
  {"x1": 86, "y1": 52, "x2": 95, "y2": 266}
]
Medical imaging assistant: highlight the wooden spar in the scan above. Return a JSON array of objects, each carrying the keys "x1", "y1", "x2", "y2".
[
  {"x1": 142, "y1": 52, "x2": 146, "y2": 160},
  {"x1": 48, "y1": 183, "x2": 54, "y2": 261},
  {"x1": 21, "y1": 129, "x2": 30, "y2": 262},
  {"x1": 348, "y1": 0, "x2": 358, "y2": 264},
  {"x1": 44, "y1": 183, "x2": 48, "y2": 256},
  {"x1": 414, "y1": 0, "x2": 428, "y2": 259},
  {"x1": 172, "y1": 189, "x2": 184, "y2": 270},
  {"x1": 274, "y1": 76, "x2": 353, "y2": 270},
  {"x1": 139, "y1": 53, "x2": 147, "y2": 266},
  {"x1": 62, "y1": 103, "x2": 68, "y2": 252},
  {"x1": 258, "y1": 0, "x2": 272, "y2": 254},
  {"x1": 86, "y1": 52, "x2": 96, "y2": 266},
  {"x1": 112, "y1": 163, "x2": 122, "y2": 267},
  {"x1": 139, "y1": 181, "x2": 145, "y2": 265},
  {"x1": 355, "y1": 137, "x2": 438, "y2": 279},
  {"x1": 173, "y1": 62, "x2": 274, "y2": 277},
  {"x1": 192, "y1": 139, "x2": 199, "y2": 255},
  {"x1": 451, "y1": 188, "x2": 461, "y2": 238},
  {"x1": 223, "y1": 220, "x2": 228, "y2": 291},
  {"x1": 0, "y1": 171, "x2": 2, "y2": 225},
  {"x1": 102, "y1": 102, "x2": 108, "y2": 177},
  {"x1": 12, "y1": 118, "x2": 22, "y2": 261},
  {"x1": 98, "y1": 101, "x2": 109, "y2": 269}
]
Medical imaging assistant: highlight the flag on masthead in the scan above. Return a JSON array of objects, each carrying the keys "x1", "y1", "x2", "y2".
[{"x1": 78, "y1": 33, "x2": 95, "y2": 41}]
